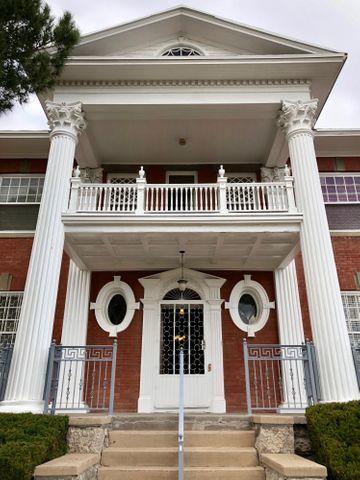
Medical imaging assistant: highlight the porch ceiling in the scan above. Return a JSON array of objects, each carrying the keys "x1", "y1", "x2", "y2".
[{"x1": 64, "y1": 225, "x2": 300, "y2": 272}]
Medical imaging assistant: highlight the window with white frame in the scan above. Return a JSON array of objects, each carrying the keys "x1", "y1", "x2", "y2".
[
  {"x1": 0, "y1": 292, "x2": 23, "y2": 345},
  {"x1": 320, "y1": 173, "x2": 360, "y2": 204},
  {"x1": 341, "y1": 292, "x2": 360, "y2": 374},
  {"x1": 0, "y1": 175, "x2": 44, "y2": 204},
  {"x1": 342, "y1": 292, "x2": 360, "y2": 345}
]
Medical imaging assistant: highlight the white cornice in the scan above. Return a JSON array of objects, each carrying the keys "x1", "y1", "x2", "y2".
[
  {"x1": 57, "y1": 78, "x2": 311, "y2": 88},
  {"x1": 0, "y1": 131, "x2": 49, "y2": 138}
]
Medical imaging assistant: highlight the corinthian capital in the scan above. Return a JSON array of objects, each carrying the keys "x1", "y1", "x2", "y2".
[
  {"x1": 277, "y1": 99, "x2": 318, "y2": 137},
  {"x1": 45, "y1": 101, "x2": 86, "y2": 139}
]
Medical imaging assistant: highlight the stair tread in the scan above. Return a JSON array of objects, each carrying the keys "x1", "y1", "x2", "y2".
[
  {"x1": 99, "y1": 466, "x2": 264, "y2": 471},
  {"x1": 103, "y1": 447, "x2": 256, "y2": 452},
  {"x1": 110, "y1": 430, "x2": 253, "y2": 434}
]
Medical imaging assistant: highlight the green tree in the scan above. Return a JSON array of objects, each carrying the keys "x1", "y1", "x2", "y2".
[{"x1": 0, "y1": 0, "x2": 80, "y2": 114}]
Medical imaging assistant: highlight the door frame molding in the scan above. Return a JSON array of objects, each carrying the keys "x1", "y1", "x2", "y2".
[{"x1": 138, "y1": 267, "x2": 226, "y2": 413}]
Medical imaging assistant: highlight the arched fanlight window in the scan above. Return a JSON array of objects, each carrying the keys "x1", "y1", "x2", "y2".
[
  {"x1": 163, "y1": 288, "x2": 201, "y2": 300},
  {"x1": 162, "y1": 46, "x2": 202, "y2": 57}
]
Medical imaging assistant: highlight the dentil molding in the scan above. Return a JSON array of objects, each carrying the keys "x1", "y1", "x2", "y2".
[
  {"x1": 277, "y1": 99, "x2": 318, "y2": 137},
  {"x1": 45, "y1": 101, "x2": 87, "y2": 138},
  {"x1": 57, "y1": 78, "x2": 311, "y2": 88}
]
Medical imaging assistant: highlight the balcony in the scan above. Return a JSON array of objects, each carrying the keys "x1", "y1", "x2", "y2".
[{"x1": 62, "y1": 169, "x2": 302, "y2": 271}]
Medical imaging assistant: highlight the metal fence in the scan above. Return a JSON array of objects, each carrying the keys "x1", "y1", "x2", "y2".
[
  {"x1": 352, "y1": 345, "x2": 360, "y2": 388},
  {"x1": 243, "y1": 340, "x2": 321, "y2": 414},
  {"x1": 44, "y1": 340, "x2": 117, "y2": 415},
  {"x1": 0, "y1": 344, "x2": 13, "y2": 401}
]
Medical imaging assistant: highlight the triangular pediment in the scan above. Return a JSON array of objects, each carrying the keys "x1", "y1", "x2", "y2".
[{"x1": 72, "y1": 6, "x2": 339, "y2": 58}]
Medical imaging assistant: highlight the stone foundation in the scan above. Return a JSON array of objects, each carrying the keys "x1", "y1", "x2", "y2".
[
  {"x1": 252, "y1": 415, "x2": 295, "y2": 454},
  {"x1": 67, "y1": 417, "x2": 111, "y2": 455}
]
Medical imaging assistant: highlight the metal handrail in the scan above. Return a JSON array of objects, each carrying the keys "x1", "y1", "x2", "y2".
[{"x1": 178, "y1": 348, "x2": 185, "y2": 480}]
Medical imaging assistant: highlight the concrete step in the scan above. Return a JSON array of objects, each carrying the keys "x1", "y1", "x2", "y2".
[
  {"x1": 98, "y1": 466, "x2": 265, "y2": 480},
  {"x1": 109, "y1": 430, "x2": 255, "y2": 448},
  {"x1": 111, "y1": 414, "x2": 250, "y2": 431},
  {"x1": 101, "y1": 447, "x2": 258, "y2": 468}
]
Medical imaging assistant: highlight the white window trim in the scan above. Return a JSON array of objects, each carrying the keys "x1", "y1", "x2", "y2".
[
  {"x1": 225, "y1": 275, "x2": 275, "y2": 337},
  {"x1": 166, "y1": 171, "x2": 198, "y2": 184},
  {"x1": 90, "y1": 276, "x2": 140, "y2": 337},
  {"x1": 0, "y1": 291, "x2": 23, "y2": 345},
  {"x1": 319, "y1": 172, "x2": 360, "y2": 205},
  {"x1": 0, "y1": 174, "x2": 45, "y2": 205}
]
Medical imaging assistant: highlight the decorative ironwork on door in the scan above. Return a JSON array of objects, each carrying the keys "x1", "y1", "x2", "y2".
[{"x1": 160, "y1": 304, "x2": 205, "y2": 375}]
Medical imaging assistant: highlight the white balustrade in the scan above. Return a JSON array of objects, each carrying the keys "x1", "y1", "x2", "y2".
[
  {"x1": 145, "y1": 184, "x2": 219, "y2": 213},
  {"x1": 77, "y1": 184, "x2": 137, "y2": 212},
  {"x1": 226, "y1": 182, "x2": 289, "y2": 212},
  {"x1": 68, "y1": 180, "x2": 295, "y2": 215}
]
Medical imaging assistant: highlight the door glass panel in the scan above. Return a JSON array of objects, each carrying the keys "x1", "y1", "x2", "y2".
[{"x1": 160, "y1": 303, "x2": 205, "y2": 375}]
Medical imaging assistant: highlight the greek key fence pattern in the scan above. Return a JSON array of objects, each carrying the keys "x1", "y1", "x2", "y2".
[
  {"x1": 243, "y1": 340, "x2": 321, "y2": 414},
  {"x1": 44, "y1": 341, "x2": 117, "y2": 415}
]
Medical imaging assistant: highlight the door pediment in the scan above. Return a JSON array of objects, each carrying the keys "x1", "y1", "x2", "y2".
[{"x1": 139, "y1": 267, "x2": 225, "y2": 302}]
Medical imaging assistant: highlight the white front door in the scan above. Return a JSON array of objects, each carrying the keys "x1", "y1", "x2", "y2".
[{"x1": 155, "y1": 301, "x2": 212, "y2": 409}]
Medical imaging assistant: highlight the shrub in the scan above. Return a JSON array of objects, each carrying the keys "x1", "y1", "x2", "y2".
[
  {"x1": 306, "y1": 401, "x2": 360, "y2": 480},
  {"x1": 0, "y1": 413, "x2": 68, "y2": 480}
]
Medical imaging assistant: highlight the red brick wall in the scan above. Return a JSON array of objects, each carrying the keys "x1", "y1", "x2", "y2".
[
  {"x1": 0, "y1": 158, "x2": 47, "y2": 174},
  {"x1": 0, "y1": 238, "x2": 33, "y2": 290},
  {"x1": 87, "y1": 271, "x2": 149, "y2": 412},
  {"x1": 0, "y1": 237, "x2": 69, "y2": 343},
  {"x1": 87, "y1": 270, "x2": 279, "y2": 412},
  {"x1": 332, "y1": 236, "x2": 360, "y2": 290},
  {"x1": 216, "y1": 270, "x2": 279, "y2": 412},
  {"x1": 317, "y1": 157, "x2": 360, "y2": 172}
]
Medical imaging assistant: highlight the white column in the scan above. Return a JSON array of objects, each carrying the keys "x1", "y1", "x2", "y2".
[
  {"x1": 0, "y1": 102, "x2": 86, "y2": 413},
  {"x1": 278, "y1": 100, "x2": 359, "y2": 402},
  {"x1": 55, "y1": 260, "x2": 91, "y2": 411},
  {"x1": 275, "y1": 261, "x2": 308, "y2": 410}
]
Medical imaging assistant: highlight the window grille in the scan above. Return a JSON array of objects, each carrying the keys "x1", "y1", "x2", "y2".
[
  {"x1": 162, "y1": 46, "x2": 201, "y2": 57},
  {"x1": 0, "y1": 292, "x2": 23, "y2": 346},
  {"x1": 320, "y1": 174, "x2": 360, "y2": 204},
  {"x1": 107, "y1": 174, "x2": 136, "y2": 184},
  {"x1": 227, "y1": 174, "x2": 256, "y2": 183},
  {"x1": 341, "y1": 292, "x2": 360, "y2": 376},
  {"x1": 227, "y1": 174, "x2": 256, "y2": 209},
  {"x1": 0, "y1": 176, "x2": 44, "y2": 204}
]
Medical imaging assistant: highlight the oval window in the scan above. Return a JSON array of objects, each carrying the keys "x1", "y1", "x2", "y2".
[
  {"x1": 107, "y1": 294, "x2": 127, "y2": 325},
  {"x1": 238, "y1": 294, "x2": 257, "y2": 325}
]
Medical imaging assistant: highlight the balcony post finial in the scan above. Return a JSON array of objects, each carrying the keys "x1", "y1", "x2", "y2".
[
  {"x1": 217, "y1": 165, "x2": 228, "y2": 214},
  {"x1": 136, "y1": 166, "x2": 146, "y2": 215},
  {"x1": 139, "y1": 166, "x2": 145, "y2": 179}
]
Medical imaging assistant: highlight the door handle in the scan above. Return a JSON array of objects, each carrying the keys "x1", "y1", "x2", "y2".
[{"x1": 208, "y1": 363, "x2": 212, "y2": 372}]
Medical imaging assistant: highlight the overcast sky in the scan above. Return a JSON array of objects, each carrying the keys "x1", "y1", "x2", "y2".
[{"x1": 1, "y1": 0, "x2": 359, "y2": 130}]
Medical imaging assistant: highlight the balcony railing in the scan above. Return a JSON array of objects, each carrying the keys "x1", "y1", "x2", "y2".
[{"x1": 67, "y1": 166, "x2": 297, "y2": 216}]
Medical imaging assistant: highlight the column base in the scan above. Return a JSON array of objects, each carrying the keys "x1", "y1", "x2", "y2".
[
  {"x1": 211, "y1": 396, "x2": 226, "y2": 413},
  {"x1": 138, "y1": 396, "x2": 154, "y2": 413},
  {"x1": 0, "y1": 400, "x2": 44, "y2": 414},
  {"x1": 277, "y1": 405, "x2": 306, "y2": 414}
]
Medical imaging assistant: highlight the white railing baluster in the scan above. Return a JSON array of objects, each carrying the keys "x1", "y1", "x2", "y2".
[{"x1": 70, "y1": 181, "x2": 295, "y2": 215}]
